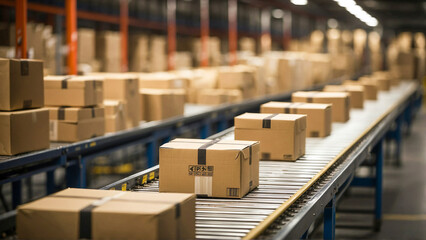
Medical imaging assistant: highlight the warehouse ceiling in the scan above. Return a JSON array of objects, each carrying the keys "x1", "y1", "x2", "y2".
[{"x1": 303, "y1": 0, "x2": 426, "y2": 32}]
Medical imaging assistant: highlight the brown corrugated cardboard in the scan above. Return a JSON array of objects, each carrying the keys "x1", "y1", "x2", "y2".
[
  {"x1": 197, "y1": 89, "x2": 243, "y2": 105},
  {"x1": 17, "y1": 188, "x2": 195, "y2": 240},
  {"x1": 0, "y1": 108, "x2": 49, "y2": 155},
  {"x1": 139, "y1": 72, "x2": 189, "y2": 89},
  {"x1": 104, "y1": 100, "x2": 127, "y2": 133},
  {"x1": 234, "y1": 113, "x2": 307, "y2": 161},
  {"x1": 78, "y1": 28, "x2": 95, "y2": 64},
  {"x1": 100, "y1": 74, "x2": 141, "y2": 128},
  {"x1": 44, "y1": 76, "x2": 103, "y2": 107},
  {"x1": 292, "y1": 91, "x2": 350, "y2": 122},
  {"x1": 343, "y1": 80, "x2": 378, "y2": 100},
  {"x1": 140, "y1": 89, "x2": 185, "y2": 121},
  {"x1": 51, "y1": 188, "x2": 195, "y2": 240},
  {"x1": 323, "y1": 85, "x2": 365, "y2": 109},
  {"x1": 260, "y1": 102, "x2": 332, "y2": 137},
  {"x1": 217, "y1": 66, "x2": 256, "y2": 99},
  {"x1": 48, "y1": 107, "x2": 105, "y2": 142},
  {"x1": 360, "y1": 76, "x2": 391, "y2": 91},
  {"x1": 47, "y1": 106, "x2": 104, "y2": 122},
  {"x1": 160, "y1": 138, "x2": 259, "y2": 198},
  {"x1": 0, "y1": 58, "x2": 44, "y2": 111}
]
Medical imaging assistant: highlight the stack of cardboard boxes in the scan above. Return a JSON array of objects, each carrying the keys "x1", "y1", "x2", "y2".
[
  {"x1": 101, "y1": 74, "x2": 141, "y2": 131},
  {"x1": 0, "y1": 58, "x2": 49, "y2": 155},
  {"x1": 96, "y1": 31, "x2": 121, "y2": 72},
  {"x1": 217, "y1": 66, "x2": 257, "y2": 99},
  {"x1": 44, "y1": 75, "x2": 105, "y2": 142},
  {"x1": 78, "y1": 28, "x2": 100, "y2": 73},
  {"x1": 197, "y1": 89, "x2": 243, "y2": 105},
  {"x1": 139, "y1": 72, "x2": 186, "y2": 121},
  {"x1": 18, "y1": 188, "x2": 196, "y2": 240}
]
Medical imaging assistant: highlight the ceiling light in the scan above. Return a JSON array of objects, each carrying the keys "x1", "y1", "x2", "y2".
[
  {"x1": 327, "y1": 18, "x2": 339, "y2": 29},
  {"x1": 335, "y1": 0, "x2": 379, "y2": 27},
  {"x1": 272, "y1": 9, "x2": 284, "y2": 19},
  {"x1": 290, "y1": 0, "x2": 308, "y2": 6}
]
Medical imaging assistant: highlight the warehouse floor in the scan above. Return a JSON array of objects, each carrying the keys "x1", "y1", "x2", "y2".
[{"x1": 312, "y1": 108, "x2": 426, "y2": 239}]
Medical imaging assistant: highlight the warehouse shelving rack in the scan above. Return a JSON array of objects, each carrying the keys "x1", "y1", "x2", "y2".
[{"x1": 0, "y1": 0, "x2": 326, "y2": 73}]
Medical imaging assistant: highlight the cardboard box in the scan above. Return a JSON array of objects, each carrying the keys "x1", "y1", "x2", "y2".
[
  {"x1": 140, "y1": 89, "x2": 185, "y2": 121},
  {"x1": 78, "y1": 28, "x2": 95, "y2": 64},
  {"x1": 48, "y1": 107, "x2": 105, "y2": 142},
  {"x1": 260, "y1": 102, "x2": 332, "y2": 137},
  {"x1": 160, "y1": 138, "x2": 260, "y2": 198},
  {"x1": 101, "y1": 74, "x2": 141, "y2": 128},
  {"x1": 197, "y1": 89, "x2": 243, "y2": 105},
  {"x1": 343, "y1": 80, "x2": 378, "y2": 100},
  {"x1": 234, "y1": 113, "x2": 307, "y2": 161},
  {"x1": 104, "y1": 100, "x2": 126, "y2": 133},
  {"x1": 0, "y1": 108, "x2": 49, "y2": 155},
  {"x1": 18, "y1": 188, "x2": 195, "y2": 240},
  {"x1": 360, "y1": 76, "x2": 391, "y2": 91},
  {"x1": 373, "y1": 71, "x2": 400, "y2": 86},
  {"x1": 139, "y1": 72, "x2": 189, "y2": 89},
  {"x1": 217, "y1": 66, "x2": 256, "y2": 99},
  {"x1": 0, "y1": 58, "x2": 44, "y2": 111},
  {"x1": 292, "y1": 91, "x2": 350, "y2": 122},
  {"x1": 44, "y1": 76, "x2": 103, "y2": 107},
  {"x1": 323, "y1": 85, "x2": 365, "y2": 109}
]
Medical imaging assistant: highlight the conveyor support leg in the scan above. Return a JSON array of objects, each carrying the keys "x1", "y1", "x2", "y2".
[
  {"x1": 200, "y1": 123, "x2": 211, "y2": 139},
  {"x1": 12, "y1": 180, "x2": 22, "y2": 209},
  {"x1": 300, "y1": 229, "x2": 308, "y2": 239},
  {"x1": 323, "y1": 196, "x2": 336, "y2": 240},
  {"x1": 147, "y1": 141, "x2": 158, "y2": 167},
  {"x1": 374, "y1": 139, "x2": 383, "y2": 231},
  {"x1": 394, "y1": 115, "x2": 403, "y2": 167},
  {"x1": 46, "y1": 170, "x2": 55, "y2": 194},
  {"x1": 66, "y1": 156, "x2": 87, "y2": 188}
]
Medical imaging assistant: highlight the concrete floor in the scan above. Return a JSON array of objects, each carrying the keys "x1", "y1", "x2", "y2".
[{"x1": 312, "y1": 108, "x2": 426, "y2": 239}]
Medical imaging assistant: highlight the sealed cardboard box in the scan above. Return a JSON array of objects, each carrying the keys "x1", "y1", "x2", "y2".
[
  {"x1": 292, "y1": 91, "x2": 350, "y2": 122},
  {"x1": 234, "y1": 113, "x2": 307, "y2": 161},
  {"x1": 260, "y1": 102, "x2": 332, "y2": 137},
  {"x1": 343, "y1": 80, "x2": 378, "y2": 100},
  {"x1": 77, "y1": 28, "x2": 95, "y2": 64},
  {"x1": 0, "y1": 58, "x2": 44, "y2": 111},
  {"x1": 140, "y1": 89, "x2": 185, "y2": 121},
  {"x1": 197, "y1": 89, "x2": 243, "y2": 105},
  {"x1": 104, "y1": 100, "x2": 126, "y2": 133},
  {"x1": 48, "y1": 107, "x2": 105, "y2": 142},
  {"x1": 101, "y1": 74, "x2": 141, "y2": 128},
  {"x1": 17, "y1": 188, "x2": 195, "y2": 240},
  {"x1": 160, "y1": 138, "x2": 260, "y2": 198},
  {"x1": 359, "y1": 76, "x2": 391, "y2": 91},
  {"x1": 323, "y1": 85, "x2": 365, "y2": 109},
  {"x1": 44, "y1": 76, "x2": 103, "y2": 107},
  {"x1": 217, "y1": 66, "x2": 256, "y2": 99},
  {"x1": 0, "y1": 108, "x2": 49, "y2": 155},
  {"x1": 139, "y1": 72, "x2": 189, "y2": 89}
]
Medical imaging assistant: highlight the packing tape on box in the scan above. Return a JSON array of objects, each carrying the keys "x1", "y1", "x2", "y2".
[
  {"x1": 262, "y1": 113, "x2": 278, "y2": 128},
  {"x1": 91, "y1": 107, "x2": 95, "y2": 118},
  {"x1": 79, "y1": 192, "x2": 126, "y2": 239},
  {"x1": 197, "y1": 139, "x2": 220, "y2": 165},
  {"x1": 195, "y1": 176, "x2": 212, "y2": 196},
  {"x1": 61, "y1": 76, "x2": 73, "y2": 89},
  {"x1": 58, "y1": 107, "x2": 66, "y2": 120},
  {"x1": 20, "y1": 60, "x2": 29, "y2": 76}
]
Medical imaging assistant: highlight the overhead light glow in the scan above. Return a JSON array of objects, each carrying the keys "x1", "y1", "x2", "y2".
[
  {"x1": 334, "y1": 0, "x2": 379, "y2": 27},
  {"x1": 327, "y1": 18, "x2": 339, "y2": 29},
  {"x1": 290, "y1": 0, "x2": 308, "y2": 6},
  {"x1": 272, "y1": 9, "x2": 284, "y2": 19}
]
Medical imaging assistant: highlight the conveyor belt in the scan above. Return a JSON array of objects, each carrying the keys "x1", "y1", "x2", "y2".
[{"x1": 102, "y1": 82, "x2": 419, "y2": 239}]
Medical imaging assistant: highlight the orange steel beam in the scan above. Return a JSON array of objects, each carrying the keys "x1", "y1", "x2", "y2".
[
  {"x1": 15, "y1": 0, "x2": 27, "y2": 58},
  {"x1": 66, "y1": 0, "x2": 77, "y2": 75},
  {"x1": 167, "y1": 0, "x2": 176, "y2": 71},
  {"x1": 228, "y1": 0, "x2": 237, "y2": 66},
  {"x1": 200, "y1": 0, "x2": 209, "y2": 67},
  {"x1": 120, "y1": 0, "x2": 128, "y2": 72}
]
